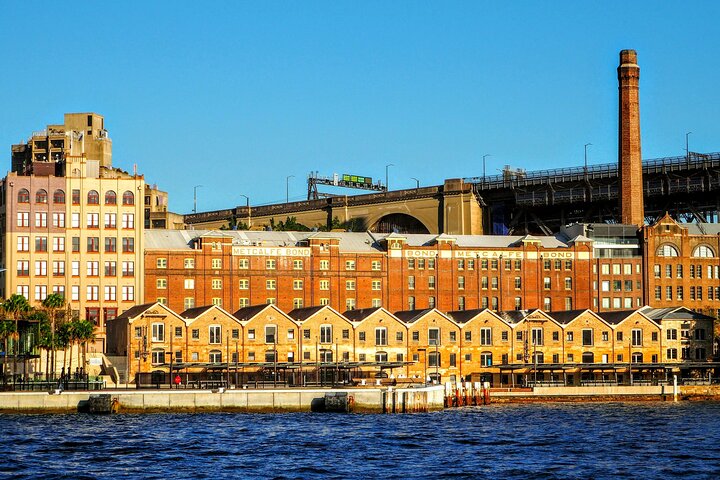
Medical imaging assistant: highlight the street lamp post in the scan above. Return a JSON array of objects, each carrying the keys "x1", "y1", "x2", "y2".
[
  {"x1": 686, "y1": 132, "x2": 692, "y2": 165},
  {"x1": 482, "y1": 154, "x2": 491, "y2": 186},
  {"x1": 286, "y1": 175, "x2": 294, "y2": 203},
  {"x1": 192, "y1": 185, "x2": 203, "y2": 213},
  {"x1": 385, "y1": 164, "x2": 394, "y2": 192},
  {"x1": 238, "y1": 194, "x2": 250, "y2": 228},
  {"x1": 584, "y1": 143, "x2": 592, "y2": 176},
  {"x1": 411, "y1": 177, "x2": 419, "y2": 190}
]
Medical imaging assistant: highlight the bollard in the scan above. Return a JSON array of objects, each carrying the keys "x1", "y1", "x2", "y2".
[{"x1": 673, "y1": 374, "x2": 678, "y2": 402}]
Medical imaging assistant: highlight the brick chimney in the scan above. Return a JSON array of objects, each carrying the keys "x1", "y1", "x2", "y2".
[{"x1": 618, "y1": 49, "x2": 644, "y2": 227}]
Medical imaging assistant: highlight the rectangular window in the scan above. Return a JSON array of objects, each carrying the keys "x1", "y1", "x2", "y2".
[
  {"x1": 122, "y1": 213, "x2": 135, "y2": 229},
  {"x1": 582, "y1": 329, "x2": 593, "y2": 346},
  {"x1": 345, "y1": 260, "x2": 355, "y2": 271},
  {"x1": 346, "y1": 280, "x2": 356, "y2": 290},
  {"x1": 266, "y1": 259, "x2": 276, "y2": 270},
  {"x1": 428, "y1": 328, "x2": 440, "y2": 346},
  {"x1": 480, "y1": 327, "x2": 491, "y2": 346},
  {"x1": 122, "y1": 261, "x2": 134, "y2": 277},
  {"x1": 319, "y1": 279, "x2": 329, "y2": 290},
  {"x1": 531, "y1": 328, "x2": 543, "y2": 346},
  {"x1": 408, "y1": 258, "x2": 415, "y2": 269},
  {"x1": 375, "y1": 327, "x2": 387, "y2": 346},
  {"x1": 34, "y1": 260, "x2": 47, "y2": 276},
  {"x1": 211, "y1": 258, "x2": 222, "y2": 269},
  {"x1": 104, "y1": 286, "x2": 116, "y2": 301},
  {"x1": 319, "y1": 260, "x2": 329, "y2": 270},
  {"x1": 211, "y1": 279, "x2": 222, "y2": 290},
  {"x1": 17, "y1": 212, "x2": 29, "y2": 227},
  {"x1": 86, "y1": 237, "x2": 99, "y2": 253},
  {"x1": 238, "y1": 258, "x2": 249, "y2": 269},
  {"x1": 104, "y1": 213, "x2": 116, "y2": 228},
  {"x1": 265, "y1": 325, "x2": 277, "y2": 344},
  {"x1": 86, "y1": 285, "x2": 99, "y2": 301},
  {"x1": 209, "y1": 325, "x2": 221, "y2": 344},
  {"x1": 122, "y1": 237, "x2": 134, "y2": 253},
  {"x1": 156, "y1": 279, "x2": 167, "y2": 289},
  {"x1": 372, "y1": 260, "x2": 381, "y2": 271},
  {"x1": 265, "y1": 279, "x2": 276, "y2": 290},
  {"x1": 293, "y1": 279, "x2": 303, "y2": 290},
  {"x1": 408, "y1": 275, "x2": 415, "y2": 290},
  {"x1": 105, "y1": 261, "x2": 116, "y2": 276},
  {"x1": 87, "y1": 213, "x2": 99, "y2": 228},
  {"x1": 52, "y1": 212, "x2": 65, "y2": 228},
  {"x1": 185, "y1": 258, "x2": 195, "y2": 269},
  {"x1": 52, "y1": 261, "x2": 65, "y2": 276},
  {"x1": 121, "y1": 286, "x2": 134, "y2": 301},
  {"x1": 371, "y1": 280, "x2": 381, "y2": 291},
  {"x1": 458, "y1": 276, "x2": 465, "y2": 290},
  {"x1": 184, "y1": 297, "x2": 195, "y2": 309},
  {"x1": 428, "y1": 276, "x2": 435, "y2": 289},
  {"x1": 157, "y1": 258, "x2": 167, "y2": 269},
  {"x1": 71, "y1": 261, "x2": 80, "y2": 276},
  {"x1": 631, "y1": 329, "x2": 642, "y2": 347},
  {"x1": 86, "y1": 261, "x2": 99, "y2": 276},
  {"x1": 104, "y1": 237, "x2": 116, "y2": 253},
  {"x1": 35, "y1": 212, "x2": 47, "y2": 228},
  {"x1": 35, "y1": 236, "x2": 48, "y2": 252}
]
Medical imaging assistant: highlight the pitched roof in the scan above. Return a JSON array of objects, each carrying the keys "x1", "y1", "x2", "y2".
[
  {"x1": 394, "y1": 309, "x2": 434, "y2": 324},
  {"x1": 232, "y1": 304, "x2": 273, "y2": 322},
  {"x1": 343, "y1": 307, "x2": 383, "y2": 322},
  {"x1": 114, "y1": 303, "x2": 158, "y2": 322},
  {"x1": 546, "y1": 309, "x2": 588, "y2": 325},
  {"x1": 445, "y1": 309, "x2": 486, "y2": 324},
  {"x1": 639, "y1": 306, "x2": 716, "y2": 321},
  {"x1": 287, "y1": 305, "x2": 326, "y2": 321},
  {"x1": 180, "y1": 305, "x2": 215, "y2": 319},
  {"x1": 595, "y1": 310, "x2": 638, "y2": 325}
]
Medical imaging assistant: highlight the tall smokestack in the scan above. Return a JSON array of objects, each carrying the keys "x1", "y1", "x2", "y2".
[{"x1": 618, "y1": 49, "x2": 644, "y2": 227}]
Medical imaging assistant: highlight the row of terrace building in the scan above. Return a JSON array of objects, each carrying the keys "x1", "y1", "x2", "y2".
[{"x1": 106, "y1": 302, "x2": 715, "y2": 388}]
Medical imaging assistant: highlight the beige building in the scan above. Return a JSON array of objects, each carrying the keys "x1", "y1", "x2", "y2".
[{"x1": 2, "y1": 113, "x2": 149, "y2": 350}]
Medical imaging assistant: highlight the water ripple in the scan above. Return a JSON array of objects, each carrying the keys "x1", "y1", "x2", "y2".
[{"x1": 2, "y1": 402, "x2": 720, "y2": 479}]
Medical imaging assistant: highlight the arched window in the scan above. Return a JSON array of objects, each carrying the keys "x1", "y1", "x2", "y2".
[
  {"x1": 87, "y1": 190, "x2": 99, "y2": 205},
  {"x1": 692, "y1": 245, "x2": 715, "y2": 258},
  {"x1": 480, "y1": 351, "x2": 493, "y2": 367},
  {"x1": 122, "y1": 190, "x2": 134, "y2": 205},
  {"x1": 35, "y1": 189, "x2": 48, "y2": 203},
  {"x1": 209, "y1": 350, "x2": 222, "y2": 363},
  {"x1": 656, "y1": 244, "x2": 679, "y2": 257},
  {"x1": 105, "y1": 190, "x2": 117, "y2": 205},
  {"x1": 374, "y1": 351, "x2": 388, "y2": 362},
  {"x1": 17, "y1": 188, "x2": 29, "y2": 203},
  {"x1": 532, "y1": 352, "x2": 544, "y2": 364},
  {"x1": 631, "y1": 352, "x2": 643, "y2": 363},
  {"x1": 53, "y1": 189, "x2": 65, "y2": 204},
  {"x1": 582, "y1": 352, "x2": 594, "y2": 364}
]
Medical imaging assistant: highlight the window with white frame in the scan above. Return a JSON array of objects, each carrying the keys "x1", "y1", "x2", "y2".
[
  {"x1": 104, "y1": 286, "x2": 116, "y2": 301},
  {"x1": 151, "y1": 323, "x2": 165, "y2": 342},
  {"x1": 86, "y1": 285, "x2": 99, "y2": 301},
  {"x1": 209, "y1": 325, "x2": 221, "y2": 344},
  {"x1": 122, "y1": 286, "x2": 134, "y2": 301}
]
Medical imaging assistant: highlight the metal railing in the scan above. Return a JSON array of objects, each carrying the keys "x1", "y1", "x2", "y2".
[{"x1": 466, "y1": 152, "x2": 720, "y2": 190}]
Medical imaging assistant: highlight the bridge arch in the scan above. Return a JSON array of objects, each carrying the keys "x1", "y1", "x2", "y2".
[{"x1": 367, "y1": 213, "x2": 431, "y2": 234}]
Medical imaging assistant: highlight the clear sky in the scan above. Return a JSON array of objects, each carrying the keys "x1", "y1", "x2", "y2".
[{"x1": 1, "y1": 1, "x2": 719, "y2": 214}]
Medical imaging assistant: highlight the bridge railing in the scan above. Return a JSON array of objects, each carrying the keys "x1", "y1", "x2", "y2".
[{"x1": 465, "y1": 152, "x2": 720, "y2": 190}]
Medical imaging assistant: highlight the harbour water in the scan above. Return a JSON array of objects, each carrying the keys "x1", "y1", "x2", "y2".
[{"x1": 2, "y1": 402, "x2": 720, "y2": 479}]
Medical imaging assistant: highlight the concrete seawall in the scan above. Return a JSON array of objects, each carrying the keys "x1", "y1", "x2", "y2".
[{"x1": 0, "y1": 386, "x2": 445, "y2": 414}]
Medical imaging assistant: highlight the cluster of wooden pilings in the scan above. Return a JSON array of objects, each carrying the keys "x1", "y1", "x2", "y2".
[{"x1": 444, "y1": 382, "x2": 491, "y2": 407}]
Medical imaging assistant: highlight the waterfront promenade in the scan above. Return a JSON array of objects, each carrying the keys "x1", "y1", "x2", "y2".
[{"x1": 2, "y1": 384, "x2": 719, "y2": 414}]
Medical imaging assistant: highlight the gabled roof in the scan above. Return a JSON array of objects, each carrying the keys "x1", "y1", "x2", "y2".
[
  {"x1": 594, "y1": 309, "x2": 637, "y2": 325},
  {"x1": 180, "y1": 305, "x2": 215, "y2": 319},
  {"x1": 232, "y1": 303, "x2": 294, "y2": 323},
  {"x1": 343, "y1": 307, "x2": 384, "y2": 322},
  {"x1": 393, "y1": 308, "x2": 455, "y2": 326},
  {"x1": 445, "y1": 308, "x2": 500, "y2": 325},
  {"x1": 639, "y1": 306, "x2": 716, "y2": 321},
  {"x1": 497, "y1": 309, "x2": 561, "y2": 328},
  {"x1": 114, "y1": 302, "x2": 157, "y2": 322},
  {"x1": 394, "y1": 308, "x2": 435, "y2": 324},
  {"x1": 180, "y1": 304, "x2": 241, "y2": 325},
  {"x1": 547, "y1": 309, "x2": 613, "y2": 328},
  {"x1": 287, "y1": 305, "x2": 326, "y2": 321},
  {"x1": 113, "y1": 302, "x2": 185, "y2": 324},
  {"x1": 342, "y1": 307, "x2": 401, "y2": 327},
  {"x1": 232, "y1": 304, "x2": 275, "y2": 322}
]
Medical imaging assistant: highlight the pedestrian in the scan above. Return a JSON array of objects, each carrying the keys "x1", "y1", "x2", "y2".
[{"x1": 174, "y1": 374, "x2": 182, "y2": 389}]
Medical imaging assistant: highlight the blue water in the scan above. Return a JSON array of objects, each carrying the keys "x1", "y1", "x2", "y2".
[{"x1": 2, "y1": 402, "x2": 720, "y2": 479}]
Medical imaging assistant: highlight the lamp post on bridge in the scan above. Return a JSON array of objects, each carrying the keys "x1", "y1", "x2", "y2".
[
  {"x1": 385, "y1": 164, "x2": 394, "y2": 192},
  {"x1": 286, "y1": 175, "x2": 294, "y2": 204},
  {"x1": 238, "y1": 194, "x2": 250, "y2": 228},
  {"x1": 584, "y1": 143, "x2": 592, "y2": 177},
  {"x1": 482, "y1": 154, "x2": 491, "y2": 186},
  {"x1": 686, "y1": 132, "x2": 692, "y2": 166},
  {"x1": 411, "y1": 177, "x2": 419, "y2": 190},
  {"x1": 192, "y1": 185, "x2": 203, "y2": 214}
]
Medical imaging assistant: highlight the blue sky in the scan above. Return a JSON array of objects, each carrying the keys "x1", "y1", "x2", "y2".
[{"x1": 1, "y1": 2, "x2": 719, "y2": 213}]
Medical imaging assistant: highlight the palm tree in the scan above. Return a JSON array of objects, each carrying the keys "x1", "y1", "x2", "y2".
[
  {"x1": 56, "y1": 322, "x2": 72, "y2": 380},
  {"x1": 73, "y1": 320, "x2": 96, "y2": 376},
  {"x1": 0, "y1": 320, "x2": 16, "y2": 384},
  {"x1": 42, "y1": 294, "x2": 65, "y2": 379},
  {"x1": 3, "y1": 295, "x2": 31, "y2": 381}
]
